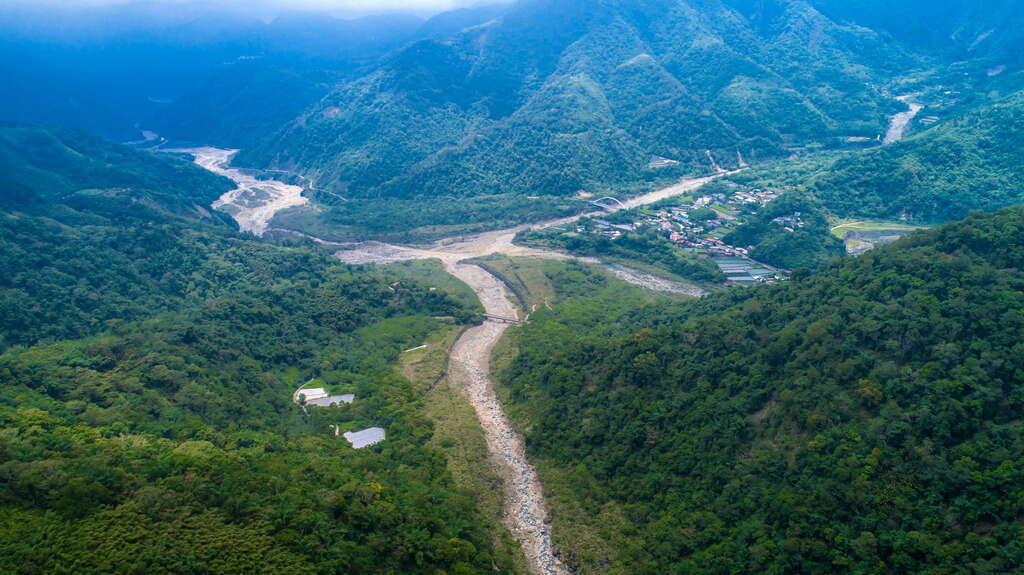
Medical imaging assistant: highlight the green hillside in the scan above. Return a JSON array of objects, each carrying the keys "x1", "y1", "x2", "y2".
[
  {"x1": 728, "y1": 90, "x2": 1024, "y2": 224},
  {"x1": 5, "y1": 2, "x2": 1024, "y2": 573},
  {"x1": 240, "y1": 0, "x2": 908, "y2": 235},
  {"x1": 808, "y1": 0, "x2": 1024, "y2": 68},
  {"x1": 0, "y1": 133, "x2": 519, "y2": 574},
  {"x1": 501, "y1": 206, "x2": 1024, "y2": 573},
  {"x1": 806, "y1": 91, "x2": 1024, "y2": 222},
  {"x1": 0, "y1": 123, "x2": 233, "y2": 222}
]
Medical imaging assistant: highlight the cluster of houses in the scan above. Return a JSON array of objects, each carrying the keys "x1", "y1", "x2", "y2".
[
  {"x1": 294, "y1": 386, "x2": 386, "y2": 449},
  {"x1": 771, "y1": 212, "x2": 805, "y2": 231},
  {"x1": 577, "y1": 183, "x2": 789, "y2": 284}
]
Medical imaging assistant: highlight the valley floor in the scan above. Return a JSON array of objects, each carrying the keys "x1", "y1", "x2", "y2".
[{"x1": 186, "y1": 151, "x2": 722, "y2": 574}]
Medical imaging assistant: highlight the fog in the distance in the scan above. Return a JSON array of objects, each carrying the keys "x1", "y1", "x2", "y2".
[{"x1": 2, "y1": 0, "x2": 504, "y2": 18}]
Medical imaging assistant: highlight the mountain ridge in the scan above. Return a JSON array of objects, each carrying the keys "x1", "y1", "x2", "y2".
[{"x1": 240, "y1": 0, "x2": 907, "y2": 207}]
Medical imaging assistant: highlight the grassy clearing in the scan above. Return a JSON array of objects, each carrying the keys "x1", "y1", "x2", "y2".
[
  {"x1": 400, "y1": 325, "x2": 530, "y2": 575},
  {"x1": 829, "y1": 219, "x2": 929, "y2": 239},
  {"x1": 387, "y1": 258, "x2": 484, "y2": 313},
  {"x1": 465, "y1": 254, "x2": 559, "y2": 313}
]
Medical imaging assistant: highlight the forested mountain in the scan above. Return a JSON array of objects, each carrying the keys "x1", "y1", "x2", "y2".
[
  {"x1": 0, "y1": 123, "x2": 233, "y2": 222},
  {"x1": 0, "y1": 129, "x2": 515, "y2": 573},
  {"x1": 0, "y1": 4, "x2": 427, "y2": 143},
  {"x1": 809, "y1": 0, "x2": 1024, "y2": 69},
  {"x1": 728, "y1": 89, "x2": 1024, "y2": 224},
  {"x1": 241, "y1": 0, "x2": 906, "y2": 209},
  {"x1": 807, "y1": 90, "x2": 1024, "y2": 222},
  {"x1": 5, "y1": 2, "x2": 1024, "y2": 573},
  {"x1": 501, "y1": 206, "x2": 1024, "y2": 573}
]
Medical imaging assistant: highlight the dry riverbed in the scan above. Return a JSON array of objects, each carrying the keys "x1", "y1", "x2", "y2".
[
  {"x1": 187, "y1": 153, "x2": 721, "y2": 573},
  {"x1": 884, "y1": 95, "x2": 924, "y2": 145},
  {"x1": 445, "y1": 263, "x2": 571, "y2": 575},
  {"x1": 170, "y1": 147, "x2": 308, "y2": 236}
]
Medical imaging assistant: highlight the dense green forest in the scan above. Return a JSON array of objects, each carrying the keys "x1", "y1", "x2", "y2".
[
  {"x1": 722, "y1": 191, "x2": 845, "y2": 269},
  {"x1": 0, "y1": 123, "x2": 233, "y2": 222},
  {"x1": 0, "y1": 124, "x2": 237, "y2": 347},
  {"x1": 0, "y1": 129, "x2": 519, "y2": 574},
  {"x1": 806, "y1": 0, "x2": 1024, "y2": 66},
  {"x1": 241, "y1": 0, "x2": 907, "y2": 236},
  {"x1": 500, "y1": 206, "x2": 1024, "y2": 574}
]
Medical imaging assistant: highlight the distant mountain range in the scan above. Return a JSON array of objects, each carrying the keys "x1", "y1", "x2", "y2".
[
  {"x1": 232, "y1": 0, "x2": 1024, "y2": 233},
  {"x1": 4, "y1": 4, "x2": 1024, "y2": 574},
  {"x1": 3, "y1": 0, "x2": 1024, "y2": 239},
  {"x1": 240, "y1": 0, "x2": 911, "y2": 203},
  {"x1": 0, "y1": 4, "x2": 505, "y2": 143},
  {"x1": 809, "y1": 0, "x2": 1024, "y2": 67}
]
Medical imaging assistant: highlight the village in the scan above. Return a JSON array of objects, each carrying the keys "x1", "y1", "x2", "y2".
[{"x1": 578, "y1": 182, "x2": 797, "y2": 284}]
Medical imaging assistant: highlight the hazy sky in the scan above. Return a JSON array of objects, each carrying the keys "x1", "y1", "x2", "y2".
[{"x1": 25, "y1": 0, "x2": 497, "y2": 15}]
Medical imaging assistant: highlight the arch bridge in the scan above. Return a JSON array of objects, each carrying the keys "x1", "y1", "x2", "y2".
[{"x1": 590, "y1": 197, "x2": 627, "y2": 211}]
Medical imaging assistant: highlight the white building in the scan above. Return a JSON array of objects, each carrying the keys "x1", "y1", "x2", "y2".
[
  {"x1": 344, "y1": 427, "x2": 386, "y2": 449},
  {"x1": 298, "y1": 387, "x2": 329, "y2": 402}
]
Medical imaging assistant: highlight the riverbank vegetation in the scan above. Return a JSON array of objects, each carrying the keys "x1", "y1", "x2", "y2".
[
  {"x1": 270, "y1": 194, "x2": 586, "y2": 244},
  {"x1": 517, "y1": 226, "x2": 727, "y2": 285}
]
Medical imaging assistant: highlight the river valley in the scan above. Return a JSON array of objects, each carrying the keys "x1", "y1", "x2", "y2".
[
  {"x1": 169, "y1": 147, "x2": 308, "y2": 236},
  {"x1": 187, "y1": 148, "x2": 719, "y2": 574},
  {"x1": 884, "y1": 95, "x2": 925, "y2": 145}
]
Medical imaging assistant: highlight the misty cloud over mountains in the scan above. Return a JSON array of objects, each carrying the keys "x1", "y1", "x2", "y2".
[{"x1": 5, "y1": 0, "x2": 503, "y2": 18}]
